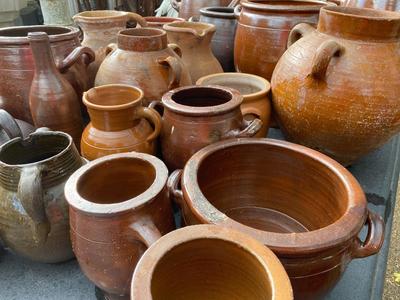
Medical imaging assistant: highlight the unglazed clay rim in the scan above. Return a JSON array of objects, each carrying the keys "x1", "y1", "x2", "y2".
[
  {"x1": 73, "y1": 10, "x2": 129, "y2": 23},
  {"x1": 200, "y1": 6, "x2": 236, "y2": 19},
  {"x1": 321, "y1": 5, "x2": 400, "y2": 20},
  {"x1": 162, "y1": 85, "x2": 243, "y2": 116},
  {"x1": 131, "y1": 225, "x2": 293, "y2": 300},
  {"x1": 144, "y1": 16, "x2": 185, "y2": 25},
  {"x1": 119, "y1": 27, "x2": 166, "y2": 39},
  {"x1": 241, "y1": 0, "x2": 333, "y2": 12},
  {"x1": 163, "y1": 21, "x2": 216, "y2": 36},
  {"x1": 64, "y1": 152, "x2": 168, "y2": 215},
  {"x1": 182, "y1": 138, "x2": 367, "y2": 255},
  {"x1": 0, "y1": 25, "x2": 79, "y2": 45},
  {"x1": 83, "y1": 84, "x2": 144, "y2": 111}
]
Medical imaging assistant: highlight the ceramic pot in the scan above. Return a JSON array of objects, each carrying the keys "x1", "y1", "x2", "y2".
[
  {"x1": 95, "y1": 28, "x2": 192, "y2": 106},
  {"x1": 168, "y1": 138, "x2": 385, "y2": 299},
  {"x1": 341, "y1": 0, "x2": 400, "y2": 10},
  {"x1": 152, "y1": 85, "x2": 262, "y2": 170},
  {"x1": 131, "y1": 225, "x2": 293, "y2": 300},
  {"x1": 171, "y1": 0, "x2": 232, "y2": 19},
  {"x1": 0, "y1": 129, "x2": 84, "y2": 263},
  {"x1": 73, "y1": 10, "x2": 148, "y2": 86},
  {"x1": 65, "y1": 153, "x2": 175, "y2": 299},
  {"x1": 0, "y1": 25, "x2": 94, "y2": 123},
  {"x1": 197, "y1": 73, "x2": 271, "y2": 137},
  {"x1": 198, "y1": 7, "x2": 237, "y2": 72},
  {"x1": 163, "y1": 21, "x2": 223, "y2": 83},
  {"x1": 0, "y1": 109, "x2": 35, "y2": 146},
  {"x1": 143, "y1": 16, "x2": 185, "y2": 28},
  {"x1": 234, "y1": 0, "x2": 330, "y2": 81},
  {"x1": 81, "y1": 84, "x2": 162, "y2": 160},
  {"x1": 272, "y1": 6, "x2": 400, "y2": 165}
]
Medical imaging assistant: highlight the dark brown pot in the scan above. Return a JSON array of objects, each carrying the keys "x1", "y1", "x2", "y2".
[
  {"x1": 171, "y1": 0, "x2": 232, "y2": 19},
  {"x1": 168, "y1": 138, "x2": 385, "y2": 299},
  {"x1": 0, "y1": 109, "x2": 35, "y2": 146},
  {"x1": 341, "y1": 0, "x2": 400, "y2": 10},
  {"x1": 0, "y1": 25, "x2": 94, "y2": 123}
]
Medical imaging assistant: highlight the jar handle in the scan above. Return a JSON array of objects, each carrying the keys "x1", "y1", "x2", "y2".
[
  {"x1": 309, "y1": 40, "x2": 344, "y2": 80},
  {"x1": 158, "y1": 56, "x2": 182, "y2": 90},
  {"x1": 0, "y1": 109, "x2": 23, "y2": 141},
  {"x1": 128, "y1": 215, "x2": 162, "y2": 248},
  {"x1": 57, "y1": 46, "x2": 95, "y2": 73},
  {"x1": 287, "y1": 23, "x2": 315, "y2": 48},
  {"x1": 234, "y1": 4, "x2": 242, "y2": 19},
  {"x1": 168, "y1": 43, "x2": 182, "y2": 58},
  {"x1": 352, "y1": 211, "x2": 385, "y2": 258},
  {"x1": 127, "y1": 12, "x2": 148, "y2": 27},
  {"x1": 105, "y1": 43, "x2": 118, "y2": 57},
  {"x1": 222, "y1": 116, "x2": 263, "y2": 139},
  {"x1": 135, "y1": 107, "x2": 162, "y2": 142},
  {"x1": 167, "y1": 169, "x2": 184, "y2": 207},
  {"x1": 149, "y1": 100, "x2": 164, "y2": 116},
  {"x1": 188, "y1": 16, "x2": 200, "y2": 22},
  {"x1": 171, "y1": 0, "x2": 181, "y2": 12}
]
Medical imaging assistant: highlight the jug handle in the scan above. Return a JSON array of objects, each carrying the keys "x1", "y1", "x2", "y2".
[
  {"x1": 234, "y1": 4, "x2": 242, "y2": 19},
  {"x1": 128, "y1": 214, "x2": 162, "y2": 248},
  {"x1": 135, "y1": 106, "x2": 162, "y2": 142},
  {"x1": 149, "y1": 100, "x2": 164, "y2": 116},
  {"x1": 127, "y1": 12, "x2": 148, "y2": 27},
  {"x1": 309, "y1": 40, "x2": 344, "y2": 80},
  {"x1": 171, "y1": 0, "x2": 181, "y2": 12},
  {"x1": 168, "y1": 43, "x2": 182, "y2": 58},
  {"x1": 287, "y1": 23, "x2": 315, "y2": 48},
  {"x1": 105, "y1": 43, "x2": 118, "y2": 57},
  {"x1": 222, "y1": 116, "x2": 263, "y2": 139},
  {"x1": 352, "y1": 210, "x2": 385, "y2": 258},
  {"x1": 57, "y1": 46, "x2": 95, "y2": 73},
  {"x1": 158, "y1": 56, "x2": 182, "y2": 90},
  {"x1": 0, "y1": 109, "x2": 23, "y2": 141},
  {"x1": 188, "y1": 16, "x2": 200, "y2": 22},
  {"x1": 167, "y1": 169, "x2": 184, "y2": 207}
]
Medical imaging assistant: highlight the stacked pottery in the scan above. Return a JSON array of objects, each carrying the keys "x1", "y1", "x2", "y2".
[
  {"x1": 171, "y1": 0, "x2": 232, "y2": 19},
  {"x1": 0, "y1": 110, "x2": 35, "y2": 146}
]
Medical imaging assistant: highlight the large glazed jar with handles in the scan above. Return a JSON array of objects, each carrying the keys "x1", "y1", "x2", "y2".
[
  {"x1": 0, "y1": 129, "x2": 85, "y2": 263},
  {"x1": 95, "y1": 28, "x2": 192, "y2": 106},
  {"x1": 0, "y1": 25, "x2": 94, "y2": 123},
  {"x1": 171, "y1": 0, "x2": 232, "y2": 19},
  {"x1": 271, "y1": 6, "x2": 400, "y2": 165}
]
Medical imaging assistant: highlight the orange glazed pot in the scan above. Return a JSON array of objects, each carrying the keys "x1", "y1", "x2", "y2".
[
  {"x1": 131, "y1": 225, "x2": 293, "y2": 300},
  {"x1": 168, "y1": 138, "x2": 385, "y2": 299}
]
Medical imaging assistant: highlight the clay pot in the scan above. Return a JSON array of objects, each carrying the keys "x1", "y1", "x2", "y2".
[
  {"x1": 81, "y1": 84, "x2": 162, "y2": 160},
  {"x1": 234, "y1": 0, "x2": 331, "y2": 81},
  {"x1": 341, "y1": 0, "x2": 400, "y2": 10},
  {"x1": 197, "y1": 73, "x2": 271, "y2": 137},
  {"x1": 143, "y1": 16, "x2": 185, "y2": 28},
  {"x1": 73, "y1": 10, "x2": 148, "y2": 86},
  {"x1": 0, "y1": 129, "x2": 84, "y2": 263},
  {"x1": 152, "y1": 85, "x2": 262, "y2": 170},
  {"x1": 65, "y1": 152, "x2": 175, "y2": 299},
  {"x1": 0, "y1": 109, "x2": 35, "y2": 146},
  {"x1": 131, "y1": 225, "x2": 293, "y2": 300},
  {"x1": 168, "y1": 138, "x2": 385, "y2": 299},
  {"x1": 163, "y1": 21, "x2": 223, "y2": 83},
  {"x1": 198, "y1": 7, "x2": 237, "y2": 71},
  {"x1": 0, "y1": 25, "x2": 94, "y2": 123},
  {"x1": 171, "y1": 0, "x2": 233, "y2": 19},
  {"x1": 95, "y1": 28, "x2": 192, "y2": 106},
  {"x1": 272, "y1": 6, "x2": 400, "y2": 165}
]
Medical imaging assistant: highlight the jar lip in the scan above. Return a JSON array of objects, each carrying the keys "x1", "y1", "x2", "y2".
[
  {"x1": 73, "y1": 10, "x2": 128, "y2": 22},
  {"x1": 241, "y1": 0, "x2": 332, "y2": 12},
  {"x1": 163, "y1": 21, "x2": 216, "y2": 36},
  {"x1": 144, "y1": 16, "x2": 185, "y2": 23},
  {"x1": 200, "y1": 6, "x2": 236, "y2": 19},
  {"x1": 321, "y1": 5, "x2": 400, "y2": 21},
  {"x1": 119, "y1": 27, "x2": 166, "y2": 38}
]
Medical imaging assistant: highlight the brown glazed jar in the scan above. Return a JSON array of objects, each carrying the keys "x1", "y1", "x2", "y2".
[
  {"x1": 65, "y1": 153, "x2": 175, "y2": 299},
  {"x1": 73, "y1": 10, "x2": 148, "y2": 86},
  {"x1": 131, "y1": 225, "x2": 293, "y2": 300},
  {"x1": 0, "y1": 109, "x2": 35, "y2": 146},
  {"x1": 197, "y1": 73, "x2": 271, "y2": 137},
  {"x1": 0, "y1": 25, "x2": 94, "y2": 123},
  {"x1": 153, "y1": 85, "x2": 262, "y2": 170},
  {"x1": 341, "y1": 0, "x2": 400, "y2": 10},
  {"x1": 143, "y1": 16, "x2": 185, "y2": 28},
  {"x1": 234, "y1": 0, "x2": 330, "y2": 81},
  {"x1": 163, "y1": 22, "x2": 223, "y2": 83},
  {"x1": 81, "y1": 84, "x2": 161, "y2": 161},
  {"x1": 95, "y1": 28, "x2": 192, "y2": 106},
  {"x1": 0, "y1": 129, "x2": 84, "y2": 263},
  {"x1": 272, "y1": 6, "x2": 400, "y2": 165},
  {"x1": 168, "y1": 138, "x2": 385, "y2": 299},
  {"x1": 171, "y1": 0, "x2": 232, "y2": 19}
]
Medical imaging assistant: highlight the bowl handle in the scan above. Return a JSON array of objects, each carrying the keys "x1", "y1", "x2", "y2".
[
  {"x1": 309, "y1": 40, "x2": 344, "y2": 80},
  {"x1": 167, "y1": 169, "x2": 184, "y2": 207},
  {"x1": 287, "y1": 23, "x2": 315, "y2": 48},
  {"x1": 128, "y1": 215, "x2": 162, "y2": 248},
  {"x1": 158, "y1": 56, "x2": 183, "y2": 89},
  {"x1": 57, "y1": 46, "x2": 95, "y2": 73}
]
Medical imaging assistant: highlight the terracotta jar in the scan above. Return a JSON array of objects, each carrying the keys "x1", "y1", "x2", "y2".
[
  {"x1": 0, "y1": 25, "x2": 94, "y2": 123},
  {"x1": 95, "y1": 28, "x2": 192, "y2": 106},
  {"x1": 65, "y1": 153, "x2": 175, "y2": 299},
  {"x1": 171, "y1": 0, "x2": 232, "y2": 19},
  {"x1": 81, "y1": 84, "x2": 162, "y2": 160},
  {"x1": 131, "y1": 225, "x2": 293, "y2": 300},
  {"x1": 197, "y1": 73, "x2": 271, "y2": 137},
  {"x1": 163, "y1": 21, "x2": 223, "y2": 83},
  {"x1": 0, "y1": 129, "x2": 84, "y2": 263},
  {"x1": 0, "y1": 109, "x2": 35, "y2": 146},
  {"x1": 341, "y1": 0, "x2": 400, "y2": 10},
  {"x1": 168, "y1": 138, "x2": 385, "y2": 299},
  {"x1": 234, "y1": 0, "x2": 330, "y2": 81},
  {"x1": 152, "y1": 85, "x2": 262, "y2": 170},
  {"x1": 73, "y1": 10, "x2": 148, "y2": 86},
  {"x1": 272, "y1": 6, "x2": 400, "y2": 165},
  {"x1": 198, "y1": 7, "x2": 237, "y2": 72},
  {"x1": 143, "y1": 16, "x2": 185, "y2": 28}
]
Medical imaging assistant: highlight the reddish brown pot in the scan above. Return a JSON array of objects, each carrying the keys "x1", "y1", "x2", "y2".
[
  {"x1": 341, "y1": 0, "x2": 400, "y2": 10},
  {"x1": 0, "y1": 25, "x2": 94, "y2": 123},
  {"x1": 168, "y1": 138, "x2": 385, "y2": 299},
  {"x1": 0, "y1": 109, "x2": 35, "y2": 146},
  {"x1": 65, "y1": 153, "x2": 175, "y2": 299},
  {"x1": 271, "y1": 6, "x2": 400, "y2": 165},
  {"x1": 171, "y1": 0, "x2": 232, "y2": 19},
  {"x1": 143, "y1": 16, "x2": 185, "y2": 28},
  {"x1": 131, "y1": 225, "x2": 293, "y2": 300},
  {"x1": 234, "y1": 0, "x2": 331, "y2": 81}
]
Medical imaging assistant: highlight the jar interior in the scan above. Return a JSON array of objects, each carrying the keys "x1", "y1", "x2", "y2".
[
  {"x1": 0, "y1": 26, "x2": 70, "y2": 37},
  {"x1": 171, "y1": 87, "x2": 232, "y2": 107},
  {"x1": 197, "y1": 144, "x2": 348, "y2": 233},
  {"x1": 205, "y1": 7, "x2": 234, "y2": 13},
  {"x1": 77, "y1": 157, "x2": 156, "y2": 204},
  {"x1": 151, "y1": 238, "x2": 272, "y2": 300}
]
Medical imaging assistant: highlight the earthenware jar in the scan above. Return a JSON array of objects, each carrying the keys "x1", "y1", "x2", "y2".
[
  {"x1": 152, "y1": 85, "x2": 262, "y2": 170},
  {"x1": 341, "y1": 0, "x2": 400, "y2": 10},
  {"x1": 131, "y1": 225, "x2": 293, "y2": 300},
  {"x1": 0, "y1": 110, "x2": 35, "y2": 146},
  {"x1": 95, "y1": 28, "x2": 192, "y2": 106},
  {"x1": 234, "y1": 0, "x2": 330, "y2": 81},
  {"x1": 0, "y1": 25, "x2": 94, "y2": 123},
  {"x1": 143, "y1": 16, "x2": 185, "y2": 28},
  {"x1": 0, "y1": 129, "x2": 84, "y2": 263},
  {"x1": 81, "y1": 84, "x2": 162, "y2": 160},
  {"x1": 28, "y1": 32, "x2": 83, "y2": 148},
  {"x1": 168, "y1": 138, "x2": 385, "y2": 299},
  {"x1": 272, "y1": 6, "x2": 400, "y2": 165},
  {"x1": 73, "y1": 10, "x2": 148, "y2": 86},
  {"x1": 171, "y1": 0, "x2": 232, "y2": 19},
  {"x1": 199, "y1": 7, "x2": 237, "y2": 71},
  {"x1": 163, "y1": 22, "x2": 223, "y2": 83},
  {"x1": 197, "y1": 73, "x2": 271, "y2": 137},
  {"x1": 65, "y1": 153, "x2": 175, "y2": 299}
]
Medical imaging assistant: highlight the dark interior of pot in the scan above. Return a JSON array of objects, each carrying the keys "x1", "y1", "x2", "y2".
[
  {"x1": 197, "y1": 144, "x2": 348, "y2": 233},
  {"x1": 0, "y1": 26, "x2": 71, "y2": 37},
  {"x1": 151, "y1": 238, "x2": 272, "y2": 300},
  {"x1": 77, "y1": 157, "x2": 156, "y2": 204},
  {"x1": 171, "y1": 87, "x2": 232, "y2": 107}
]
